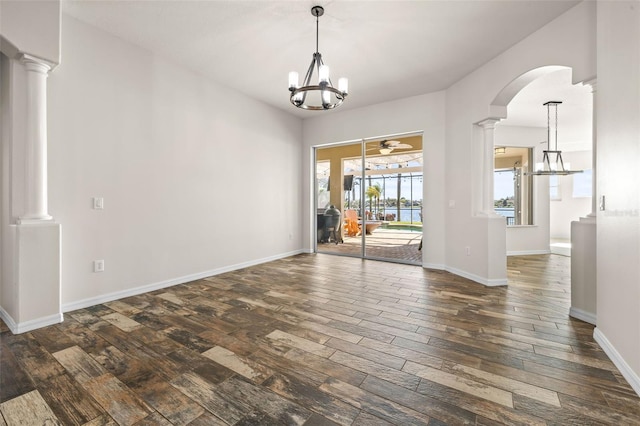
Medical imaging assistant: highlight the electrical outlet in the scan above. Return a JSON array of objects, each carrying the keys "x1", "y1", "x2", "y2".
[
  {"x1": 465, "y1": 246, "x2": 471, "y2": 256},
  {"x1": 93, "y1": 260, "x2": 105, "y2": 273}
]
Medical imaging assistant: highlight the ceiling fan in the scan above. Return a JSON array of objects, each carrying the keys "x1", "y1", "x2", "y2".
[{"x1": 368, "y1": 140, "x2": 413, "y2": 155}]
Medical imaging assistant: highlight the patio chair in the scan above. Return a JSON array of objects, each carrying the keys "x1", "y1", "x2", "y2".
[{"x1": 343, "y1": 209, "x2": 360, "y2": 236}]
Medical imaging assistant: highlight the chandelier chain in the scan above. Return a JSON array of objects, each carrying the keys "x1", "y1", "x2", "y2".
[{"x1": 555, "y1": 102, "x2": 559, "y2": 151}]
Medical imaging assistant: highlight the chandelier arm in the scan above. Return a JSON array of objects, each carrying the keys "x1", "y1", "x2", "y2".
[
  {"x1": 315, "y1": 53, "x2": 323, "y2": 82},
  {"x1": 543, "y1": 151, "x2": 550, "y2": 171},
  {"x1": 300, "y1": 55, "x2": 317, "y2": 105},
  {"x1": 303, "y1": 57, "x2": 316, "y2": 87}
]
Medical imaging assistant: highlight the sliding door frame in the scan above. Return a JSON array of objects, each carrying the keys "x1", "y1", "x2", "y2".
[{"x1": 313, "y1": 130, "x2": 424, "y2": 264}]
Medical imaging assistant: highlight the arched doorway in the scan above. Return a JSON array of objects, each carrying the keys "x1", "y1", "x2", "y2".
[
  {"x1": 496, "y1": 68, "x2": 593, "y2": 256},
  {"x1": 487, "y1": 65, "x2": 596, "y2": 323}
]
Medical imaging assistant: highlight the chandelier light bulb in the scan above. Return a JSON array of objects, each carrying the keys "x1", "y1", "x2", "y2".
[
  {"x1": 338, "y1": 77, "x2": 349, "y2": 94},
  {"x1": 322, "y1": 90, "x2": 330, "y2": 105},
  {"x1": 319, "y1": 65, "x2": 330, "y2": 83},
  {"x1": 288, "y1": 71, "x2": 299, "y2": 89}
]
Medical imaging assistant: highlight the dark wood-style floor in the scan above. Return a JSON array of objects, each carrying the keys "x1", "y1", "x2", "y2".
[{"x1": 2, "y1": 254, "x2": 639, "y2": 425}]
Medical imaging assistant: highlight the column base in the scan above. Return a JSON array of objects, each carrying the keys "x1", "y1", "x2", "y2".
[
  {"x1": 18, "y1": 215, "x2": 53, "y2": 224},
  {"x1": 0, "y1": 221, "x2": 62, "y2": 334},
  {"x1": 570, "y1": 218, "x2": 597, "y2": 324}
]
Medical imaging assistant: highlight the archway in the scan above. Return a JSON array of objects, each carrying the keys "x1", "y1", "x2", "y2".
[{"x1": 485, "y1": 65, "x2": 597, "y2": 324}]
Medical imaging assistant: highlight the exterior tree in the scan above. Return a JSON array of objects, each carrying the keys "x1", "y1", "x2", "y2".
[{"x1": 366, "y1": 184, "x2": 381, "y2": 217}]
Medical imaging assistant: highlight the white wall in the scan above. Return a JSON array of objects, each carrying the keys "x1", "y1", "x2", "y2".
[
  {"x1": 595, "y1": 1, "x2": 640, "y2": 394},
  {"x1": 302, "y1": 93, "x2": 447, "y2": 269},
  {"x1": 495, "y1": 125, "x2": 551, "y2": 255},
  {"x1": 550, "y1": 150, "x2": 592, "y2": 239},
  {"x1": 47, "y1": 15, "x2": 303, "y2": 309}
]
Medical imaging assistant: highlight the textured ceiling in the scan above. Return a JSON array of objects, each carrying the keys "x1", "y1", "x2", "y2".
[{"x1": 61, "y1": 0, "x2": 582, "y2": 120}]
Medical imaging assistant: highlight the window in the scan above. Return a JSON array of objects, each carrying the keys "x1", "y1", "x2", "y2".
[
  {"x1": 549, "y1": 175, "x2": 560, "y2": 201},
  {"x1": 573, "y1": 169, "x2": 592, "y2": 198},
  {"x1": 494, "y1": 147, "x2": 533, "y2": 225}
]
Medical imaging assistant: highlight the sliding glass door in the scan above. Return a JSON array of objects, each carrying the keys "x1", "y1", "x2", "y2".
[
  {"x1": 315, "y1": 133, "x2": 423, "y2": 265},
  {"x1": 315, "y1": 140, "x2": 363, "y2": 256}
]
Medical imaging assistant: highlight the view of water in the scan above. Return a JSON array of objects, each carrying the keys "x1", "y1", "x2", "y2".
[
  {"x1": 495, "y1": 207, "x2": 515, "y2": 218},
  {"x1": 359, "y1": 208, "x2": 423, "y2": 223}
]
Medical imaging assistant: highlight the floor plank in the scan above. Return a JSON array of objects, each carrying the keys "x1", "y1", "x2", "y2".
[{"x1": 0, "y1": 390, "x2": 62, "y2": 425}]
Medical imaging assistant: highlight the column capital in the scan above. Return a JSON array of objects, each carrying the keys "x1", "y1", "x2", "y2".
[
  {"x1": 476, "y1": 118, "x2": 502, "y2": 129},
  {"x1": 20, "y1": 53, "x2": 54, "y2": 73}
]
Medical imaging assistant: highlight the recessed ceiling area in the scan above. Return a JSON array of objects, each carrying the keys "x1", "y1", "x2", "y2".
[{"x1": 61, "y1": 0, "x2": 581, "y2": 118}]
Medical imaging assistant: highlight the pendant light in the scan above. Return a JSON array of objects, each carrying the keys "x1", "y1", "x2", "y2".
[
  {"x1": 288, "y1": 6, "x2": 348, "y2": 110},
  {"x1": 528, "y1": 101, "x2": 583, "y2": 176}
]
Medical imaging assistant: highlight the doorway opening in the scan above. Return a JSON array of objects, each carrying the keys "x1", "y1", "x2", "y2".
[
  {"x1": 314, "y1": 133, "x2": 423, "y2": 265},
  {"x1": 492, "y1": 67, "x2": 593, "y2": 258}
]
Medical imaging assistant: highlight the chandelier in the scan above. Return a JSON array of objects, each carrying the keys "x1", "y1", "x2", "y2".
[
  {"x1": 288, "y1": 6, "x2": 348, "y2": 110},
  {"x1": 528, "y1": 101, "x2": 583, "y2": 176}
]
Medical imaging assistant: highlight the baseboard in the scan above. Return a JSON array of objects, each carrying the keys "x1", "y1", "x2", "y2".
[
  {"x1": 423, "y1": 263, "x2": 445, "y2": 270},
  {"x1": 0, "y1": 306, "x2": 63, "y2": 334},
  {"x1": 593, "y1": 327, "x2": 640, "y2": 397},
  {"x1": 62, "y1": 249, "x2": 305, "y2": 313},
  {"x1": 550, "y1": 246, "x2": 571, "y2": 257},
  {"x1": 507, "y1": 249, "x2": 552, "y2": 256},
  {"x1": 569, "y1": 306, "x2": 596, "y2": 325},
  {"x1": 445, "y1": 266, "x2": 507, "y2": 287}
]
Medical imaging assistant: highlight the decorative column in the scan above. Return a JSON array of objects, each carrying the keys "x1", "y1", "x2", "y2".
[
  {"x1": 570, "y1": 78, "x2": 597, "y2": 325},
  {"x1": 586, "y1": 79, "x2": 597, "y2": 219},
  {"x1": 4, "y1": 54, "x2": 62, "y2": 334},
  {"x1": 19, "y1": 54, "x2": 53, "y2": 223},
  {"x1": 477, "y1": 118, "x2": 502, "y2": 216}
]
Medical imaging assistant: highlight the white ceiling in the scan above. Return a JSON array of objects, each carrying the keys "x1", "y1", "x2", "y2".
[{"x1": 61, "y1": 0, "x2": 582, "y2": 119}]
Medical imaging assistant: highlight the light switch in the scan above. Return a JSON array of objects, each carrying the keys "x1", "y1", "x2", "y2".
[
  {"x1": 93, "y1": 260, "x2": 105, "y2": 272},
  {"x1": 93, "y1": 197, "x2": 104, "y2": 210}
]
